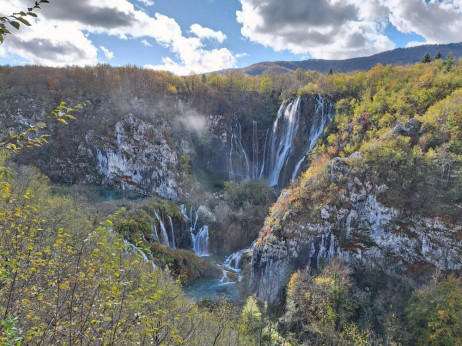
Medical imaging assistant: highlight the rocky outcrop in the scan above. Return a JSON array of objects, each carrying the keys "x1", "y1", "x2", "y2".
[
  {"x1": 89, "y1": 114, "x2": 188, "y2": 200},
  {"x1": 250, "y1": 152, "x2": 462, "y2": 303}
]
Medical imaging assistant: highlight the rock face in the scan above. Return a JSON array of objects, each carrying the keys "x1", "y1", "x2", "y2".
[
  {"x1": 89, "y1": 114, "x2": 186, "y2": 200},
  {"x1": 250, "y1": 152, "x2": 462, "y2": 303}
]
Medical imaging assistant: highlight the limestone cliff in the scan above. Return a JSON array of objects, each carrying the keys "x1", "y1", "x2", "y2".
[{"x1": 250, "y1": 151, "x2": 462, "y2": 303}]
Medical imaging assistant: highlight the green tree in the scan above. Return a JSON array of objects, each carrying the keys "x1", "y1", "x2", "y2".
[
  {"x1": 443, "y1": 52, "x2": 455, "y2": 72},
  {"x1": 434, "y1": 51, "x2": 442, "y2": 60},
  {"x1": 407, "y1": 275, "x2": 462, "y2": 345},
  {"x1": 422, "y1": 52, "x2": 431, "y2": 63},
  {"x1": 294, "y1": 67, "x2": 304, "y2": 81}
]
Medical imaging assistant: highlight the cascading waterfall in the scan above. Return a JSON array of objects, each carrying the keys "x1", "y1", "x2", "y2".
[
  {"x1": 168, "y1": 215, "x2": 176, "y2": 249},
  {"x1": 151, "y1": 221, "x2": 159, "y2": 243},
  {"x1": 258, "y1": 128, "x2": 270, "y2": 179},
  {"x1": 154, "y1": 210, "x2": 170, "y2": 247},
  {"x1": 229, "y1": 122, "x2": 251, "y2": 181},
  {"x1": 229, "y1": 95, "x2": 334, "y2": 187},
  {"x1": 192, "y1": 225, "x2": 210, "y2": 257},
  {"x1": 180, "y1": 204, "x2": 211, "y2": 257},
  {"x1": 291, "y1": 95, "x2": 335, "y2": 180},
  {"x1": 263, "y1": 97, "x2": 301, "y2": 186},
  {"x1": 123, "y1": 240, "x2": 156, "y2": 268},
  {"x1": 219, "y1": 249, "x2": 251, "y2": 284},
  {"x1": 224, "y1": 249, "x2": 250, "y2": 271},
  {"x1": 252, "y1": 120, "x2": 259, "y2": 179}
]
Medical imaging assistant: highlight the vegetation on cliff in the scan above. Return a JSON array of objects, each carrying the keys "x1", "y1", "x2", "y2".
[{"x1": 252, "y1": 55, "x2": 462, "y2": 344}]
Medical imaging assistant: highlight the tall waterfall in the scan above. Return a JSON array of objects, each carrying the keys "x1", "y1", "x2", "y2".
[
  {"x1": 291, "y1": 95, "x2": 335, "y2": 180},
  {"x1": 180, "y1": 204, "x2": 211, "y2": 257},
  {"x1": 263, "y1": 97, "x2": 302, "y2": 186},
  {"x1": 229, "y1": 95, "x2": 334, "y2": 187}
]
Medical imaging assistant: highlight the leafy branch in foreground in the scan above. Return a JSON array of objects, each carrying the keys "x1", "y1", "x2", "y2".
[
  {"x1": 0, "y1": 0, "x2": 50, "y2": 43},
  {"x1": 0, "y1": 101, "x2": 89, "y2": 153}
]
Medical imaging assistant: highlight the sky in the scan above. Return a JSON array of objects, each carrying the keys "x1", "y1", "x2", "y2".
[{"x1": 0, "y1": 0, "x2": 461, "y2": 75}]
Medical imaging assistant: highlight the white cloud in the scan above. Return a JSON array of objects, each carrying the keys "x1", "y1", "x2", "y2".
[
  {"x1": 236, "y1": 0, "x2": 462, "y2": 59},
  {"x1": 190, "y1": 24, "x2": 226, "y2": 43},
  {"x1": 386, "y1": 0, "x2": 462, "y2": 44},
  {"x1": 100, "y1": 46, "x2": 115, "y2": 59},
  {"x1": 236, "y1": 0, "x2": 394, "y2": 59},
  {"x1": 141, "y1": 39, "x2": 152, "y2": 47},
  {"x1": 134, "y1": 0, "x2": 154, "y2": 6},
  {"x1": 1, "y1": 0, "x2": 238, "y2": 74},
  {"x1": 236, "y1": 53, "x2": 249, "y2": 58},
  {"x1": 4, "y1": 20, "x2": 98, "y2": 66}
]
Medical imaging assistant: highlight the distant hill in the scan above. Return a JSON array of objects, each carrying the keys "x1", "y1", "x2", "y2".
[{"x1": 230, "y1": 42, "x2": 462, "y2": 75}]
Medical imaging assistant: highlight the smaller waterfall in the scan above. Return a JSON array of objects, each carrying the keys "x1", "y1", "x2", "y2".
[
  {"x1": 192, "y1": 225, "x2": 210, "y2": 257},
  {"x1": 258, "y1": 128, "x2": 270, "y2": 179},
  {"x1": 252, "y1": 120, "x2": 259, "y2": 179},
  {"x1": 224, "y1": 248, "x2": 251, "y2": 272},
  {"x1": 155, "y1": 210, "x2": 170, "y2": 247},
  {"x1": 219, "y1": 249, "x2": 251, "y2": 283},
  {"x1": 307, "y1": 232, "x2": 337, "y2": 269},
  {"x1": 124, "y1": 239, "x2": 156, "y2": 268},
  {"x1": 180, "y1": 204, "x2": 211, "y2": 257},
  {"x1": 229, "y1": 122, "x2": 251, "y2": 181},
  {"x1": 180, "y1": 204, "x2": 189, "y2": 222},
  {"x1": 151, "y1": 221, "x2": 159, "y2": 243},
  {"x1": 168, "y1": 216, "x2": 176, "y2": 249}
]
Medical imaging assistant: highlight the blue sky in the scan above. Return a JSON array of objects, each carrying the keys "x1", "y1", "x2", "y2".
[{"x1": 0, "y1": 0, "x2": 460, "y2": 74}]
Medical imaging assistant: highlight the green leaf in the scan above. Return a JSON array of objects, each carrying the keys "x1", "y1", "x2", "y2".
[
  {"x1": 64, "y1": 114, "x2": 76, "y2": 119},
  {"x1": 9, "y1": 21, "x2": 20, "y2": 30},
  {"x1": 27, "y1": 12, "x2": 37, "y2": 17},
  {"x1": 56, "y1": 118, "x2": 68, "y2": 124},
  {"x1": 16, "y1": 17, "x2": 31, "y2": 26}
]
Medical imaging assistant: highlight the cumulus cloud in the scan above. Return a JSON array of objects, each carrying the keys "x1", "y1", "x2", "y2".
[
  {"x1": 386, "y1": 0, "x2": 462, "y2": 44},
  {"x1": 135, "y1": 0, "x2": 154, "y2": 6},
  {"x1": 3, "y1": 19, "x2": 98, "y2": 66},
  {"x1": 236, "y1": 0, "x2": 393, "y2": 59},
  {"x1": 236, "y1": 0, "x2": 462, "y2": 59},
  {"x1": 1, "y1": 0, "x2": 238, "y2": 74},
  {"x1": 100, "y1": 46, "x2": 115, "y2": 59},
  {"x1": 190, "y1": 24, "x2": 227, "y2": 43},
  {"x1": 143, "y1": 15, "x2": 236, "y2": 74}
]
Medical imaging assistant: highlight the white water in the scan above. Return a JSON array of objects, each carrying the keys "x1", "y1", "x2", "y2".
[
  {"x1": 229, "y1": 95, "x2": 334, "y2": 187},
  {"x1": 155, "y1": 210, "x2": 170, "y2": 247},
  {"x1": 291, "y1": 95, "x2": 335, "y2": 180},
  {"x1": 123, "y1": 239, "x2": 156, "y2": 268},
  {"x1": 229, "y1": 122, "x2": 251, "y2": 181},
  {"x1": 252, "y1": 120, "x2": 259, "y2": 179},
  {"x1": 180, "y1": 204, "x2": 211, "y2": 257},
  {"x1": 168, "y1": 215, "x2": 176, "y2": 249},
  {"x1": 192, "y1": 225, "x2": 210, "y2": 257},
  {"x1": 219, "y1": 249, "x2": 251, "y2": 284},
  {"x1": 264, "y1": 97, "x2": 301, "y2": 186}
]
